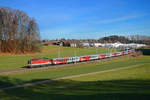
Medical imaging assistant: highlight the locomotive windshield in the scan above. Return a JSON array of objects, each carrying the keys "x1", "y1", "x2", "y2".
[{"x1": 28, "y1": 60, "x2": 31, "y2": 64}]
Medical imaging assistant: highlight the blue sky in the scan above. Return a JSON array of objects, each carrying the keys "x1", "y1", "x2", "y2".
[{"x1": 0, "y1": 0, "x2": 150, "y2": 39}]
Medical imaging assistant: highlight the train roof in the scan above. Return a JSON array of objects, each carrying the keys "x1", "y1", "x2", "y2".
[{"x1": 29, "y1": 58, "x2": 49, "y2": 61}]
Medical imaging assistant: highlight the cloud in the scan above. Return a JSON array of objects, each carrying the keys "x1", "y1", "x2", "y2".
[{"x1": 93, "y1": 14, "x2": 146, "y2": 24}]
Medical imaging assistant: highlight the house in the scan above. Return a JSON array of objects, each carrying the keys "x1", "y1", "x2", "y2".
[
  {"x1": 101, "y1": 42, "x2": 147, "y2": 48},
  {"x1": 70, "y1": 43, "x2": 77, "y2": 47},
  {"x1": 42, "y1": 41, "x2": 60, "y2": 46},
  {"x1": 127, "y1": 43, "x2": 146, "y2": 48},
  {"x1": 93, "y1": 43, "x2": 102, "y2": 47},
  {"x1": 82, "y1": 43, "x2": 90, "y2": 47},
  {"x1": 59, "y1": 40, "x2": 78, "y2": 47}
]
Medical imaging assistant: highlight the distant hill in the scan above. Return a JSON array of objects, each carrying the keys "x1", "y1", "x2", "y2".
[{"x1": 98, "y1": 35, "x2": 130, "y2": 43}]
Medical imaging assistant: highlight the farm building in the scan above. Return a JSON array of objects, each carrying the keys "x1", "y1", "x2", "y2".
[{"x1": 42, "y1": 41, "x2": 60, "y2": 46}]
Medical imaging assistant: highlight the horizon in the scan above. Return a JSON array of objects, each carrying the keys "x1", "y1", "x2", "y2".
[{"x1": 0, "y1": 0, "x2": 150, "y2": 39}]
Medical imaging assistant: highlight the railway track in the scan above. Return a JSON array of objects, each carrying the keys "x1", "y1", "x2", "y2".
[{"x1": 0, "y1": 55, "x2": 129, "y2": 75}]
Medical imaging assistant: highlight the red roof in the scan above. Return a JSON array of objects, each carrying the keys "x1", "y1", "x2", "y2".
[{"x1": 42, "y1": 41, "x2": 59, "y2": 44}]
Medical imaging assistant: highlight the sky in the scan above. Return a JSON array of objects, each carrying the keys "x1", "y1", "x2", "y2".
[{"x1": 0, "y1": 0, "x2": 150, "y2": 39}]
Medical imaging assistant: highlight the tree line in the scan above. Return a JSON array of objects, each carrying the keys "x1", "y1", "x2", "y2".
[
  {"x1": 98, "y1": 35, "x2": 150, "y2": 45},
  {"x1": 0, "y1": 7, "x2": 41, "y2": 53}
]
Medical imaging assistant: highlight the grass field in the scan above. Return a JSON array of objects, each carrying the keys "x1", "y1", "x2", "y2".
[
  {"x1": 0, "y1": 56, "x2": 150, "y2": 100},
  {"x1": 0, "y1": 56, "x2": 149, "y2": 87},
  {"x1": 0, "y1": 46, "x2": 118, "y2": 71}
]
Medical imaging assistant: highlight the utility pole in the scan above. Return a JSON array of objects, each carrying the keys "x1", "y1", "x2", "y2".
[
  {"x1": 108, "y1": 32, "x2": 110, "y2": 53},
  {"x1": 58, "y1": 32, "x2": 61, "y2": 58},
  {"x1": 96, "y1": 45, "x2": 98, "y2": 54},
  {"x1": 105, "y1": 32, "x2": 107, "y2": 50},
  {"x1": 73, "y1": 39, "x2": 77, "y2": 64}
]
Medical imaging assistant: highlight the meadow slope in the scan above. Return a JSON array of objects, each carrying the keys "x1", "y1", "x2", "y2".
[{"x1": 0, "y1": 46, "x2": 118, "y2": 71}]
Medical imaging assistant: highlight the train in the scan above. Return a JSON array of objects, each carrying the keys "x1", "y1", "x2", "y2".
[{"x1": 27, "y1": 49, "x2": 134, "y2": 68}]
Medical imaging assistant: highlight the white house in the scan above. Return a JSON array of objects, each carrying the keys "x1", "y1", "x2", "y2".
[
  {"x1": 94, "y1": 43, "x2": 102, "y2": 47},
  {"x1": 82, "y1": 43, "x2": 90, "y2": 47},
  {"x1": 99, "y1": 42, "x2": 147, "y2": 48},
  {"x1": 70, "y1": 43, "x2": 77, "y2": 47}
]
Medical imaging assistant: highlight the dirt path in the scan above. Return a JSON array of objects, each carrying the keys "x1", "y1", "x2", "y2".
[{"x1": 0, "y1": 64, "x2": 143, "y2": 91}]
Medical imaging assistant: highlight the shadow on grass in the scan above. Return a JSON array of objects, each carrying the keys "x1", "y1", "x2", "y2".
[{"x1": 0, "y1": 76, "x2": 150, "y2": 100}]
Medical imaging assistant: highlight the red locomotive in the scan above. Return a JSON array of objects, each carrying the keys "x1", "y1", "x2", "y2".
[{"x1": 28, "y1": 58, "x2": 52, "y2": 67}]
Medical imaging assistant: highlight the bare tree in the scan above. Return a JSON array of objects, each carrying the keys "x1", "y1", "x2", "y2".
[
  {"x1": 0, "y1": 7, "x2": 41, "y2": 53},
  {"x1": 129, "y1": 35, "x2": 150, "y2": 45}
]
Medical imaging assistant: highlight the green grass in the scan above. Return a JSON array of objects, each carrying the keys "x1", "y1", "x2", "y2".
[
  {"x1": 0, "y1": 46, "x2": 118, "y2": 71},
  {"x1": 0, "y1": 57, "x2": 150, "y2": 100},
  {"x1": 72, "y1": 63, "x2": 150, "y2": 81},
  {"x1": 0, "y1": 55, "x2": 150, "y2": 89}
]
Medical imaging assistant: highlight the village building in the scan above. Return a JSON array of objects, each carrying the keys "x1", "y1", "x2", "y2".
[{"x1": 42, "y1": 41, "x2": 60, "y2": 46}]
